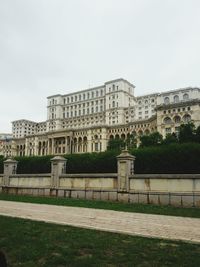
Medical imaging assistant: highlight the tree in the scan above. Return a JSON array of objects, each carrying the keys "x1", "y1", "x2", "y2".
[
  {"x1": 107, "y1": 138, "x2": 125, "y2": 151},
  {"x1": 195, "y1": 126, "x2": 200, "y2": 143},
  {"x1": 178, "y1": 122, "x2": 196, "y2": 143},
  {"x1": 162, "y1": 133, "x2": 178, "y2": 145},
  {"x1": 139, "y1": 132, "x2": 163, "y2": 147},
  {"x1": 126, "y1": 134, "x2": 137, "y2": 150}
]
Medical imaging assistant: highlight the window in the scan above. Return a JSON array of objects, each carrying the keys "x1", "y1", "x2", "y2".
[
  {"x1": 165, "y1": 128, "x2": 171, "y2": 134},
  {"x1": 164, "y1": 97, "x2": 170, "y2": 104},
  {"x1": 183, "y1": 114, "x2": 191, "y2": 123},
  {"x1": 163, "y1": 117, "x2": 172, "y2": 124},
  {"x1": 183, "y1": 93, "x2": 189, "y2": 101},
  {"x1": 175, "y1": 127, "x2": 180, "y2": 134},
  {"x1": 95, "y1": 143, "x2": 98, "y2": 151},
  {"x1": 112, "y1": 101, "x2": 115, "y2": 108},
  {"x1": 174, "y1": 116, "x2": 181, "y2": 123},
  {"x1": 174, "y1": 95, "x2": 179, "y2": 103}
]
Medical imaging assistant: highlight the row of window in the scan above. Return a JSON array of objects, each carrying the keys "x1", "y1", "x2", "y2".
[
  {"x1": 165, "y1": 127, "x2": 180, "y2": 134},
  {"x1": 62, "y1": 106, "x2": 104, "y2": 118},
  {"x1": 163, "y1": 114, "x2": 191, "y2": 124},
  {"x1": 163, "y1": 106, "x2": 191, "y2": 114},
  {"x1": 62, "y1": 99, "x2": 104, "y2": 109},
  {"x1": 138, "y1": 98, "x2": 155, "y2": 105},
  {"x1": 164, "y1": 93, "x2": 189, "y2": 104},
  {"x1": 63, "y1": 90, "x2": 104, "y2": 104}
]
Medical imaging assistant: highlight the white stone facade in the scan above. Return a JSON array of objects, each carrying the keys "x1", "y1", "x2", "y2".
[
  {"x1": 1, "y1": 78, "x2": 200, "y2": 157},
  {"x1": 0, "y1": 133, "x2": 12, "y2": 157}
]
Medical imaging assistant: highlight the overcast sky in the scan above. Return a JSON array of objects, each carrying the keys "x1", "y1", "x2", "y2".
[{"x1": 0, "y1": 0, "x2": 200, "y2": 133}]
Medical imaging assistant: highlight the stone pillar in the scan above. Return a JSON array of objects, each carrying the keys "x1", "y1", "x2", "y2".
[
  {"x1": 34, "y1": 137, "x2": 39, "y2": 156},
  {"x1": 117, "y1": 149, "x2": 135, "y2": 192},
  {"x1": 3, "y1": 158, "x2": 18, "y2": 186},
  {"x1": 11, "y1": 140, "x2": 17, "y2": 157},
  {"x1": 50, "y1": 156, "x2": 67, "y2": 188}
]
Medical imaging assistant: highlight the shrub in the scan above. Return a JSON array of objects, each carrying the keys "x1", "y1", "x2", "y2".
[
  {"x1": 15, "y1": 156, "x2": 52, "y2": 174},
  {"x1": 131, "y1": 143, "x2": 200, "y2": 174},
  {"x1": 1, "y1": 143, "x2": 200, "y2": 174},
  {"x1": 0, "y1": 156, "x2": 4, "y2": 174},
  {"x1": 65, "y1": 150, "x2": 118, "y2": 173}
]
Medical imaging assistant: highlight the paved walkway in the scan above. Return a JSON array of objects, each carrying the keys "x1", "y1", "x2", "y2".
[{"x1": 0, "y1": 200, "x2": 200, "y2": 244}]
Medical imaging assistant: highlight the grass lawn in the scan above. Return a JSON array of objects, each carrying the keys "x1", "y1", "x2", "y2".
[
  {"x1": 0, "y1": 215, "x2": 200, "y2": 267},
  {"x1": 0, "y1": 193, "x2": 200, "y2": 218}
]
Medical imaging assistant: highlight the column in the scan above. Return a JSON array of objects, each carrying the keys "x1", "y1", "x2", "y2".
[
  {"x1": 3, "y1": 159, "x2": 18, "y2": 186},
  {"x1": 50, "y1": 156, "x2": 67, "y2": 188},
  {"x1": 116, "y1": 149, "x2": 135, "y2": 192}
]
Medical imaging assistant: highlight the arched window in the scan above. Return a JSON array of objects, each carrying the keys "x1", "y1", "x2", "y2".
[
  {"x1": 121, "y1": 133, "x2": 126, "y2": 139},
  {"x1": 138, "y1": 130, "x2": 143, "y2": 136},
  {"x1": 183, "y1": 93, "x2": 189, "y2": 101},
  {"x1": 115, "y1": 134, "x2": 120, "y2": 139},
  {"x1": 174, "y1": 95, "x2": 179, "y2": 103},
  {"x1": 183, "y1": 114, "x2": 191, "y2": 123},
  {"x1": 174, "y1": 116, "x2": 181, "y2": 123},
  {"x1": 164, "y1": 97, "x2": 170, "y2": 104},
  {"x1": 163, "y1": 117, "x2": 172, "y2": 124}
]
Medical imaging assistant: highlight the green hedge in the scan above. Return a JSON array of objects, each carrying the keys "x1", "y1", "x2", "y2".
[
  {"x1": 15, "y1": 156, "x2": 52, "y2": 174},
  {"x1": 0, "y1": 143, "x2": 200, "y2": 174},
  {"x1": 13, "y1": 150, "x2": 117, "y2": 174},
  {"x1": 132, "y1": 143, "x2": 200, "y2": 174},
  {"x1": 0, "y1": 156, "x2": 4, "y2": 174}
]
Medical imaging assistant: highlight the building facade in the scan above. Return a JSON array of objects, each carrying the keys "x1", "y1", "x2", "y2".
[
  {"x1": 0, "y1": 133, "x2": 13, "y2": 157},
  {"x1": 2, "y1": 78, "x2": 200, "y2": 157}
]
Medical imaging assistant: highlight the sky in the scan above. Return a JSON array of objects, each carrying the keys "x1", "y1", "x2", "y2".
[{"x1": 0, "y1": 0, "x2": 200, "y2": 132}]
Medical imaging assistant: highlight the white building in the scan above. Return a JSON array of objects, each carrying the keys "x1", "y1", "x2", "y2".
[
  {"x1": 0, "y1": 133, "x2": 12, "y2": 157},
  {"x1": 1, "y1": 78, "x2": 200, "y2": 157}
]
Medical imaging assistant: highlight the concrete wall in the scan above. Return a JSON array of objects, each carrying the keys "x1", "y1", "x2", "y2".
[
  {"x1": 130, "y1": 174, "x2": 200, "y2": 193},
  {"x1": 59, "y1": 174, "x2": 117, "y2": 190},
  {"x1": 9, "y1": 174, "x2": 51, "y2": 188},
  {"x1": 1, "y1": 154, "x2": 200, "y2": 207},
  {"x1": 1, "y1": 173, "x2": 200, "y2": 207}
]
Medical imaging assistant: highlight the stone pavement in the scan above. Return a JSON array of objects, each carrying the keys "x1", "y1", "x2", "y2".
[{"x1": 0, "y1": 200, "x2": 200, "y2": 244}]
